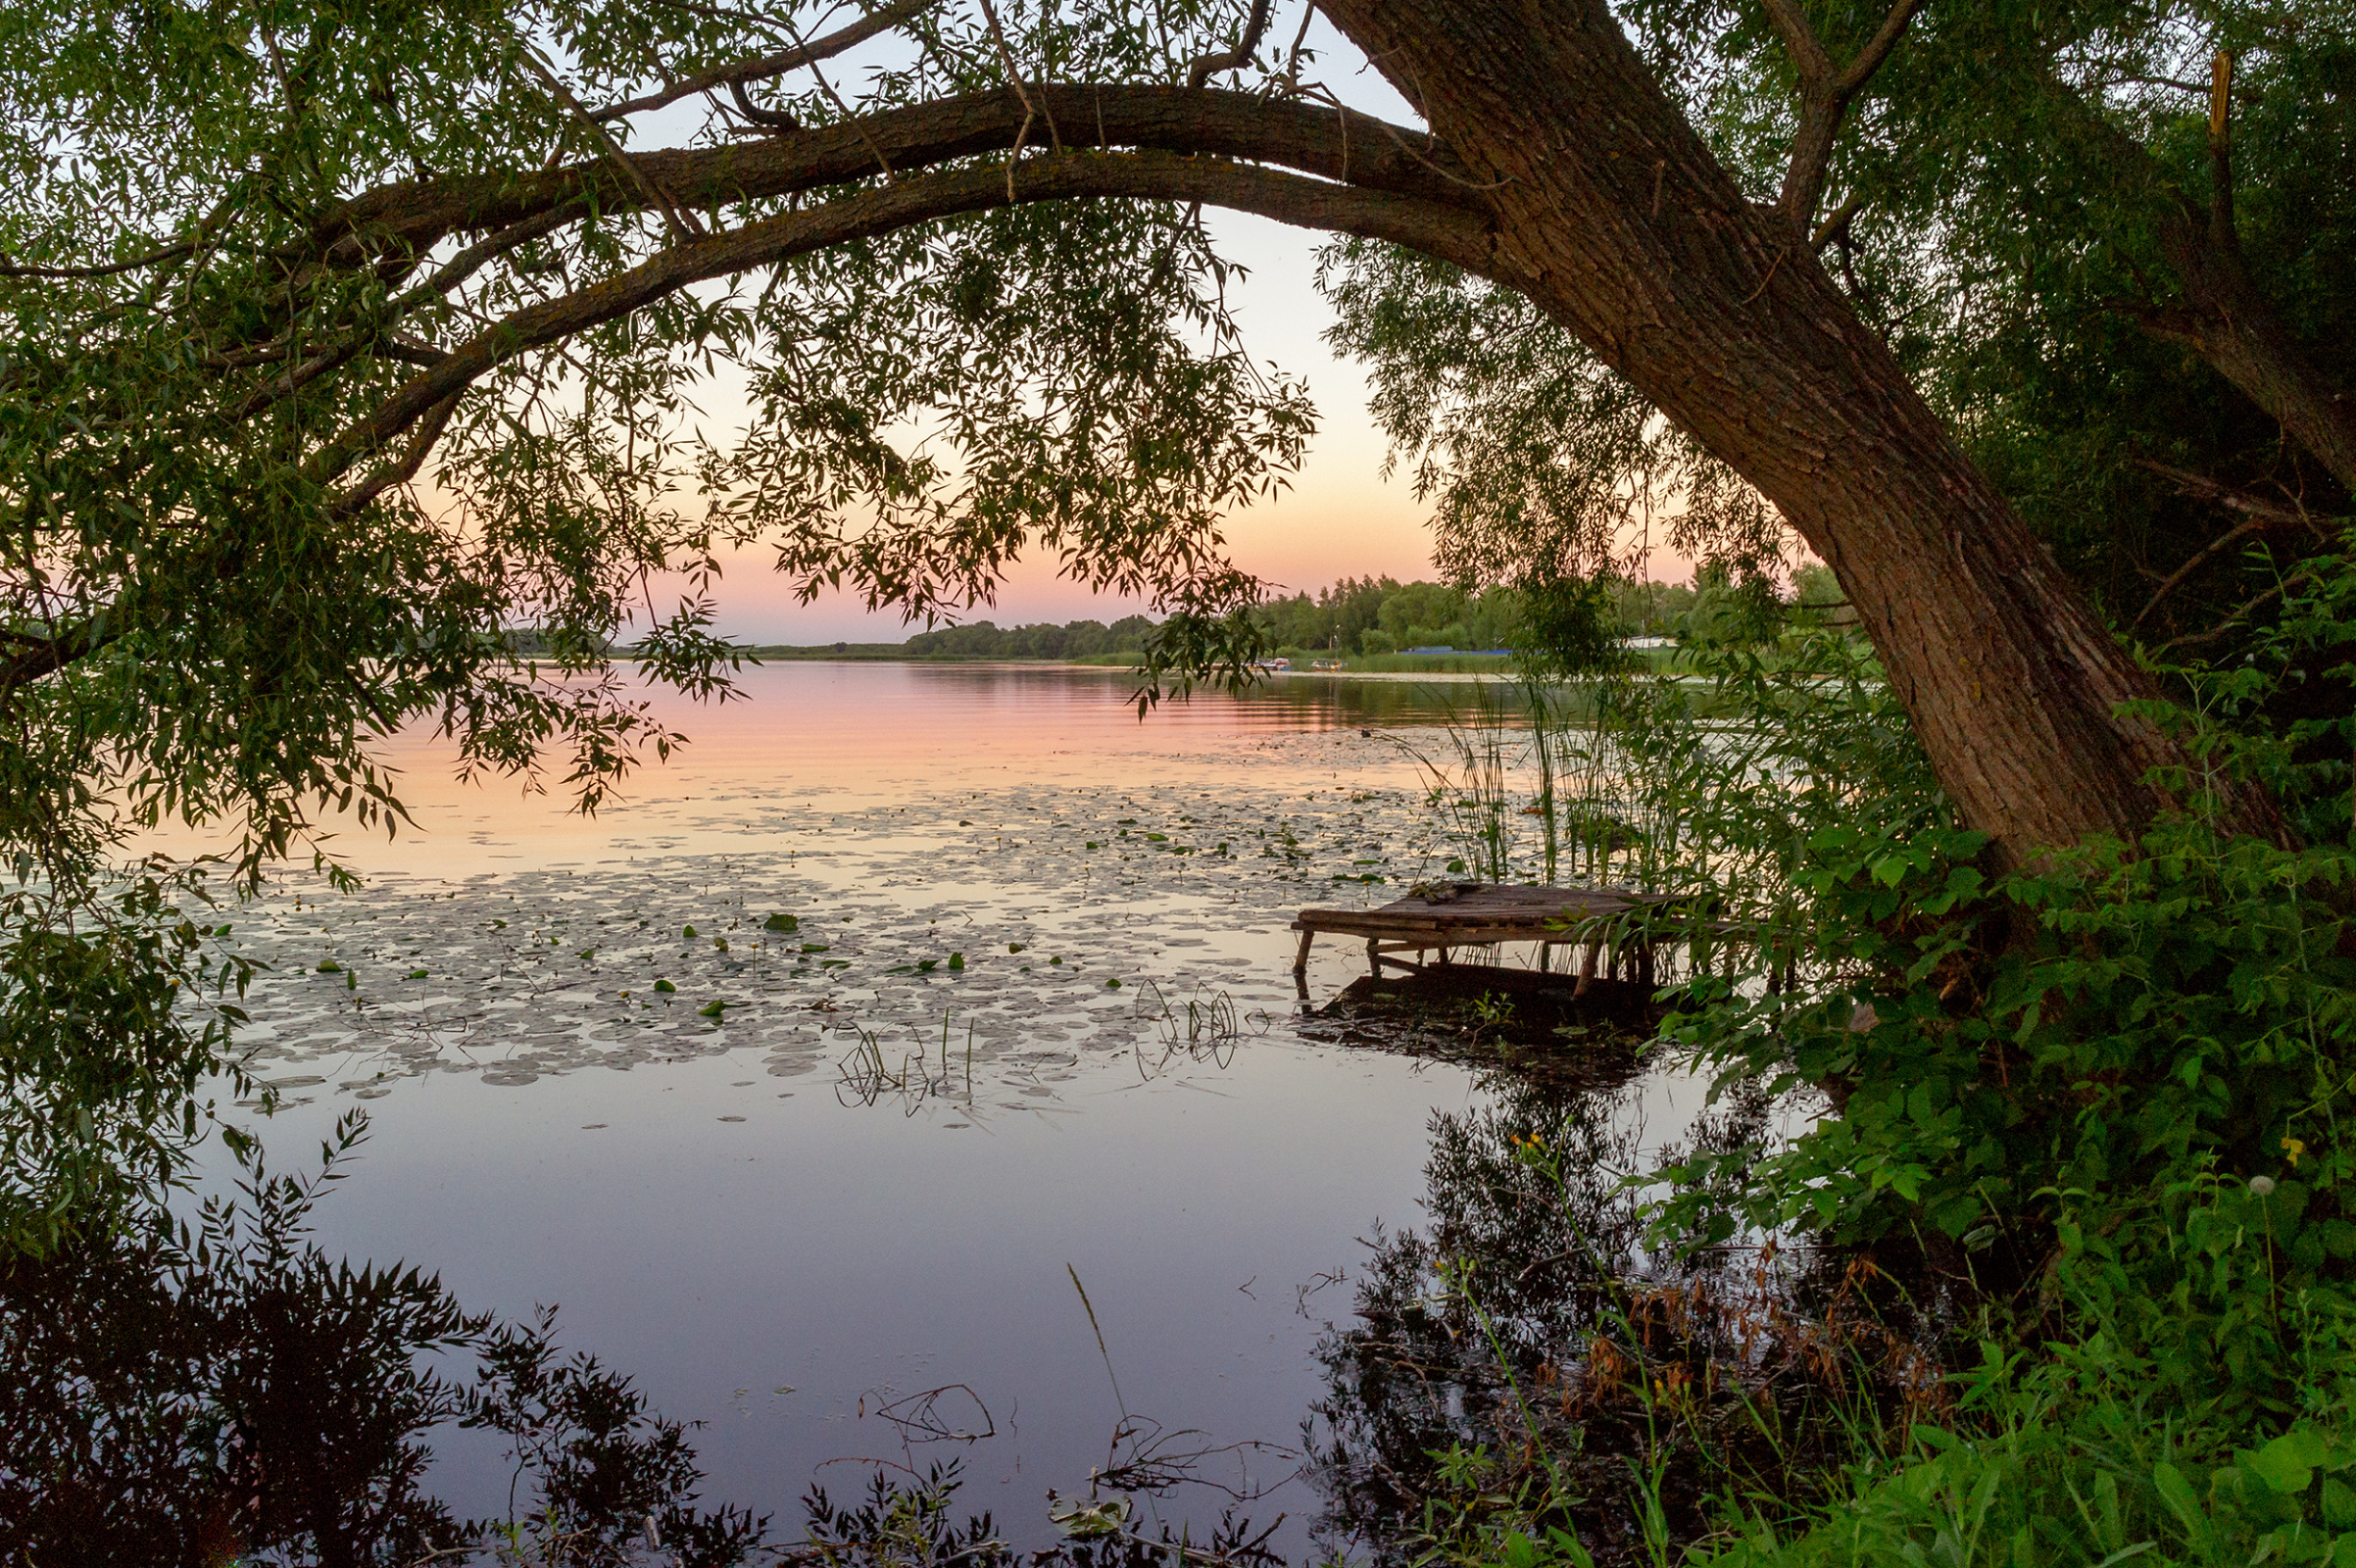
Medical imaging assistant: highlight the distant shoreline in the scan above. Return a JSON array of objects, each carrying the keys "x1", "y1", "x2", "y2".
[{"x1": 717, "y1": 648, "x2": 1547, "y2": 675}]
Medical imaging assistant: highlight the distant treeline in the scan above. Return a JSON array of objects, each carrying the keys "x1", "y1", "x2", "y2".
[
  {"x1": 899, "y1": 613, "x2": 1162, "y2": 660},
  {"x1": 1246, "y1": 573, "x2": 1811, "y2": 655},
  {"x1": 889, "y1": 575, "x2": 1769, "y2": 661},
  {"x1": 602, "y1": 568, "x2": 1850, "y2": 662}
]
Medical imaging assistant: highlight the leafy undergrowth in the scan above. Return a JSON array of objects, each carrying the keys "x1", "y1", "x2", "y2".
[{"x1": 1368, "y1": 550, "x2": 2356, "y2": 1566}]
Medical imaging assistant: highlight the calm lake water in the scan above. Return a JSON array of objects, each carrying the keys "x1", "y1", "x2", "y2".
[{"x1": 171, "y1": 663, "x2": 1711, "y2": 1558}]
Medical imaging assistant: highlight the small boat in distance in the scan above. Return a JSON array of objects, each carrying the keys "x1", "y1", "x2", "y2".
[
  {"x1": 1250, "y1": 656, "x2": 1292, "y2": 671},
  {"x1": 1309, "y1": 658, "x2": 1344, "y2": 671}
]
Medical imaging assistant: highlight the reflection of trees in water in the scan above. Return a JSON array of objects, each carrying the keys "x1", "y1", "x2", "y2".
[
  {"x1": 1, "y1": 1117, "x2": 765, "y2": 1566},
  {"x1": 1, "y1": 1117, "x2": 1285, "y2": 1567},
  {"x1": 1304, "y1": 1062, "x2": 1938, "y2": 1567}
]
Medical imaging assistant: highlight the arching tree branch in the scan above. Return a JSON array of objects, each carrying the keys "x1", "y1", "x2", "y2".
[
  {"x1": 319, "y1": 85, "x2": 1473, "y2": 264},
  {"x1": 311, "y1": 150, "x2": 1497, "y2": 500}
]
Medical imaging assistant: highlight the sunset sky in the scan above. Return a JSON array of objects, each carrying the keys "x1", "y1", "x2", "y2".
[
  {"x1": 693, "y1": 209, "x2": 1446, "y2": 647},
  {"x1": 609, "y1": 17, "x2": 1724, "y2": 648}
]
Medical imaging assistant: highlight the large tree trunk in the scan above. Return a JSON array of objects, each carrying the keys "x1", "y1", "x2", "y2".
[{"x1": 1320, "y1": 0, "x2": 2285, "y2": 858}]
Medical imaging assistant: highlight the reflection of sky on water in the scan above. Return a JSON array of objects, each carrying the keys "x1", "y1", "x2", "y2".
[
  {"x1": 146, "y1": 662, "x2": 1529, "y2": 876},
  {"x1": 168, "y1": 663, "x2": 1715, "y2": 1557}
]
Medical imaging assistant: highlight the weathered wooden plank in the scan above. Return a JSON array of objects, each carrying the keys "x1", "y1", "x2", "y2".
[{"x1": 1290, "y1": 882, "x2": 1693, "y2": 976}]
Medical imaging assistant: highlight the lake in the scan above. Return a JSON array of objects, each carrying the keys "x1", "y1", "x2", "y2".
[{"x1": 112, "y1": 663, "x2": 1718, "y2": 1559}]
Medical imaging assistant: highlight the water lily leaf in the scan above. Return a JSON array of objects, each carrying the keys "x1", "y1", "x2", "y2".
[
  {"x1": 698, "y1": 1000, "x2": 727, "y2": 1018},
  {"x1": 762, "y1": 912, "x2": 800, "y2": 933},
  {"x1": 947, "y1": 952, "x2": 964, "y2": 971},
  {"x1": 654, "y1": 979, "x2": 676, "y2": 994},
  {"x1": 1050, "y1": 1497, "x2": 1129, "y2": 1540}
]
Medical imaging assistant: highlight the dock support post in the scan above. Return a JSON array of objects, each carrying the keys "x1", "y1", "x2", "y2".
[
  {"x1": 1366, "y1": 936, "x2": 1381, "y2": 979},
  {"x1": 1293, "y1": 928, "x2": 1314, "y2": 975}
]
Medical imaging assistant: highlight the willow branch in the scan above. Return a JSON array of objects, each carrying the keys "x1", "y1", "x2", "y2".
[
  {"x1": 514, "y1": 42, "x2": 706, "y2": 242},
  {"x1": 1762, "y1": 0, "x2": 1926, "y2": 230},
  {"x1": 587, "y1": 0, "x2": 941, "y2": 122},
  {"x1": 319, "y1": 85, "x2": 1474, "y2": 262},
  {"x1": 330, "y1": 389, "x2": 467, "y2": 520},
  {"x1": 310, "y1": 152, "x2": 1496, "y2": 498},
  {"x1": 2133, "y1": 516, "x2": 2267, "y2": 629},
  {"x1": 2135, "y1": 458, "x2": 2311, "y2": 529},
  {"x1": 0, "y1": 617, "x2": 122, "y2": 698},
  {"x1": 1187, "y1": 0, "x2": 1275, "y2": 88},
  {"x1": 0, "y1": 241, "x2": 198, "y2": 280},
  {"x1": 1836, "y1": 0, "x2": 1927, "y2": 99},
  {"x1": 1809, "y1": 190, "x2": 1864, "y2": 252},
  {"x1": 1757, "y1": 0, "x2": 1834, "y2": 90}
]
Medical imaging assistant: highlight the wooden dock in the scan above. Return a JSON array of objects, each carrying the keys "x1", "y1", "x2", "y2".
[{"x1": 1292, "y1": 882, "x2": 1687, "y2": 990}]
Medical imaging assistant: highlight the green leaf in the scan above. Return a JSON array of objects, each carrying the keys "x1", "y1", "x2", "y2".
[
  {"x1": 653, "y1": 979, "x2": 676, "y2": 994},
  {"x1": 698, "y1": 1000, "x2": 726, "y2": 1018},
  {"x1": 2151, "y1": 1463, "x2": 2204, "y2": 1531},
  {"x1": 2252, "y1": 1429, "x2": 2334, "y2": 1494},
  {"x1": 762, "y1": 912, "x2": 799, "y2": 933}
]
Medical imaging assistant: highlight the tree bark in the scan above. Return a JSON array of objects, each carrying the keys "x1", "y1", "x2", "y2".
[
  {"x1": 2141, "y1": 211, "x2": 2356, "y2": 498},
  {"x1": 2043, "y1": 76, "x2": 2356, "y2": 498},
  {"x1": 1317, "y1": 0, "x2": 2285, "y2": 858}
]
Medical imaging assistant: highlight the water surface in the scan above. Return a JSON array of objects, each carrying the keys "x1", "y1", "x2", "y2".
[{"x1": 172, "y1": 663, "x2": 1706, "y2": 1556}]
